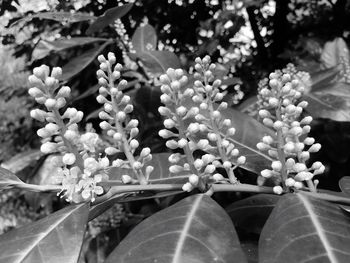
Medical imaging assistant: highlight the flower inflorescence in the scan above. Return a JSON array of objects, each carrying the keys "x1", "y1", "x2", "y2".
[
  {"x1": 96, "y1": 52, "x2": 153, "y2": 185},
  {"x1": 28, "y1": 65, "x2": 109, "y2": 202},
  {"x1": 257, "y1": 67, "x2": 324, "y2": 193},
  {"x1": 158, "y1": 56, "x2": 246, "y2": 192}
]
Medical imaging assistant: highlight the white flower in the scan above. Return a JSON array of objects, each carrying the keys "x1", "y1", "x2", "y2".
[{"x1": 80, "y1": 132, "x2": 99, "y2": 152}]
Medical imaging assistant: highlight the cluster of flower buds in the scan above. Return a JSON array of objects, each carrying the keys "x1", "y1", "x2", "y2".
[
  {"x1": 28, "y1": 65, "x2": 109, "y2": 202},
  {"x1": 158, "y1": 67, "x2": 200, "y2": 190},
  {"x1": 96, "y1": 52, "x2": 152, "y2": 185},
  {"x1": 256, "y1": 68, "x2": 325, "y2": 193},
  {"x1": 191, "y1": 56, "x2": 246, "y2": 184},
  {"x1": 158, "y1": 56, "x2": 246, "y2": 192}
]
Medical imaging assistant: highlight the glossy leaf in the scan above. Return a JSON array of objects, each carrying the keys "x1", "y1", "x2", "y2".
[
  {"x1": 0, "y1": 203, "x2": 89, "y2": 263},
  {"x1": 130, "y1": 50, "x2": 181, "y2": 74},
  {"x1": 131, "y1": 23, "x2": 157, "y2": 52},
  {"x1": 11, "y1": 12, "x2": 95, "y2": 27},
  {"x1": 32, "y1": 37, "x2": 107, "y2": 61},
  {"x1": 1, "y1": 149, "x2": 43, "y2": 174},
  {"x1": 0, "y1": 166, "x2": 24, "y2": 190},
  {"x1": 259, "y1": 193, "x2": 350, "y2": 263},
  {"x1": 60, "y1": 41, "x2": 110, "y2": 80},
  {"x1": 310, "y1": 66, "x2": 340, "y2": 92},
  {"x1": 304, "y1": 92, "x2": 350, "y2": 122},
  {"x1": 339, "y1": 176, "x2": 350, "y2": 196},
  {"x1": 226, "y1": 194, "x2": 280, "y2": 234},
  {"x1": 321, "y1": 37, "x2": 349, "y2": 69},
  {"x1": 86, "y1": 4, "x2": 133, "y2": 34},
  {"x1": 105, "y1": 194, "x2": 247, "y2": 263}
]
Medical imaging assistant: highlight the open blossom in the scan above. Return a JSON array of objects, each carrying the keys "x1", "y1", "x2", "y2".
[{"x1": 257, "y1": 66, "x2": 324, "y2": 191}]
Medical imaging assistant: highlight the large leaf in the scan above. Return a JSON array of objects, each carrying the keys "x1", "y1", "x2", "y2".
[
  {"x1": 11, "y1": 12, "x2": 95, "y2": 27},
  {"x1": 339, "y1": 176, "x2": 350, "y2": 196},
  {"x1": 310, "y1": 66, "x2": 340, "y2": 92},
  {"x1": 259, "y1": 193, "x2": 350, "y2": 263},
  {"x1": 226, "y1": 194, "x2": 280, "y2": 234},
  {"x1": 60, "y1": 41, "x2": 110, "y2": 80},
  {"x1": 130, "y1": 50, "x2": 181, "y2": 74},
  {"x1": 0, "y1": 166, "x2": 24, "y2": 190},
  {"x1": 0, "y1": 203, "x2": 89, "y2": 263},
  {"x1": 131, "y1": 23, "x2": 157, "y2": 52},
  {"x1": 304, "y1": 92, "x2": 350, "y2": 122},
  {"x1": 1, "y1": 149, "x2": 43, "y2": 174},
  {"x1": 32, "y1": 37, "x2": 107, "y2": 61},
  {"x1": 105, "y1": 194, "x2": 247, "y2": 263},
  {"x1": 86, "y1": 4, "x2": 133, "y2": 34},
  {"x1": 321, "y1": 37, "x2": 349, "y2": 69}
]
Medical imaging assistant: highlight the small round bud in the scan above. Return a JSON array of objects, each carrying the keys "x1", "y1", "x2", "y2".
[
  {"x1": 40, "y1": 142, "x2": 56, "y2": 154},
  {"x1": 44, "y1": 98, "x2": 57, "y2": 109},
  {"x1": 177, "y1": 138, "x2": 188, "y2": 148},
  {"x1": 294, "y1": 181, "x2": 303, "y2": 189},
  {"x1": 293, "y1": 163, "x2": 307, "y2": 173},
  {"x1": 237, "y1": 156, "x2": 246, "y2": 165},
  {"x1": 285, "y1": 178, "x2": 295, "y2": 187},
  {"x1": 204, "y1": 164, "x2": 216, "y2": 174},
  {"x1": 105, "y1": 147, "x2": 118, "y2": 155},
  {"x1": 189, "y1": 174, "x2": 199, "y2": 186},
  {"x1": 308, "y1": 143, "x2": 321, "y2": 153},
  {"x1": 51, "y1": 67, "x2": 62, "y2": 78},
  {"x1": 164, "y1": 119, "x2": 176, "y2": 129},
  {"x1": 176, "y1": 106, "x2": 187, "y2": 117},
  {"x1": 194, "y1": 159, "x2": 204, "y2": 170},
  {"x1": 261, "y1": 169, "x2": 273, "y2": 178},
  {"x1": 166, "y1": 140, "x2": 178, "y2": 149},
  {"x1": 273, "y1": 186, "x2": 283, "y2": 195},
  {"x1": 213, "y1": 173, "x2": 224, "y2": 181},
  {"x1": 182, "y1": 182, "x2": 193, "y2": 192},
  {"x1": 129, "y1": 139, "x2": 139, "y2": 149},
  {"x1": 62, "y1": 153, "x2": 76, "y2": 165},
  {"x1": 207, "y1": 133, "x2": 217, "y2": 141},
  {"x1": 227, "y1": 128, "x2": 236, "y2": 136},
  {"x1": 271, "y1": 161, "x2": 282, "y2": 171},
  {"x1": 273, "y1": 121, "x2": 283, "y2": 130},
  {"x1": 268, "y1": 98, "x2": 279, "y2": 107}
]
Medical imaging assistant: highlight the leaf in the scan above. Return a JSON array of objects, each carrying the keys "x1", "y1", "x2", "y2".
[
  {"x1": 304, "y1": 92, "x2": 350, "y2": 122},
  {"x1": 259, "y1": 193, "x2": 350, "y2": 263},
  {"x1": 131, "y1": 23, "x2": 157, "y2": 52},
  {"x1": 60, "y1": 41, "x2": 110, "y2": 80},
  {"x1": 129, "y1": 50, "x2": 181, "y2": 74},
  {"x1": 0, "y1": 203, "x2": 89, "y2": 263},
  {"x1": 339, "y1": 176, "x2": 350, "y2": 196},
  {"x1": 32, "y1": 37, "x2": 107, "y2": 61},
  {"x1": 86, "y1": 4, "x2": 133, "y2": 34},
  {"x1": 105, "y1": 194, "x2": 247, "y2": 263},
  {"x1": 1, "y1": 149, "x2": 43, "y2": 174},
  {"x1": 226, "y1": 194, "x2": 280, "y2": 234},
  {"x1": 11, "y1": 12, "x2": 95, "y2": 27},
  {"x1": 310, "y1": 66, "x2": 340, "y2": 92},
  {"x1": 0, "y1": 166, "x2": 24, "y2": 190},
  {"x1": 321, "y1": 37, "x2": 350, "y2": 69}
]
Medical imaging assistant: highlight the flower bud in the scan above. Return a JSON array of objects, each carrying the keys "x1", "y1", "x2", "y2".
[
  {"x1": 62, "y1": 153, "x2": 76, "y2": 165},
  {"x1": 204, "y1": 164, "x2": 216, "y2": 174},
  {"x1": 261, "y1": 169, "x2": 273, "y2": 178},
  {"x1": 273, "y1": 186, "x2": 283, "y2": 195},
  {"x1": 44, "y1": 98, "x2": 57, "y2": 109},
  {"x1": 129, "y1": 139, "x2": 139, "y2": 149},
  {"x1": 271, "y1": 161, "x2": 282, "y2": 171},
  {"x1": 169, "y1": 165, "x2": 183, "y2": 173},
  {"x1": 285, "y1": 178, "x2": 295, "y2": 187},
  {"x1": 194, "y1": 159, "x2": 204, "y2": 170},
  {"x1": 166, "y1": 140, "x2": 178, "y2": 149},
  {"x1": 105, "y1": 147, "x2": 119, "y2": 155},
  {"x1": 40, "y1": 142, "x2": 57, "y2": 154},
  {"x1": 133, "y1": 161, "x2": 142, "y2": 170},
  {"x1": 237, "y1": 156, "x2": 246, "y2": 165},
  {"x1": 308, "y1": 143, "x2": 321, "y2": 153},
  {"x1": 189, "y1": 174, "x2": 199, "y2": 185},
  {"x1": 182, "y1": 182, "x2": 193, "y2": 192},
  {"x1": 30, "y1": 109, "x2": 46, "y2": 122},
  {"x1": 213, "y1": 173, "x2": 224, "y2": 181},
  {"x1": 121, "y1": 175, "x2": 132, "y2": 184}
]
